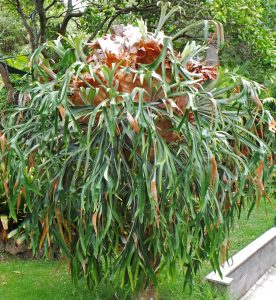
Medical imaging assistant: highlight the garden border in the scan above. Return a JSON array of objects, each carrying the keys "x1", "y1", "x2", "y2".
[{"x1": 206, "y1": 227, "x2": 276, "y2": 299}]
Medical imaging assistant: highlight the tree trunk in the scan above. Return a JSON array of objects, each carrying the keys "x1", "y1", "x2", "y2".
[
  {"x1": 35, "y1": 0, "x2": 47, "y2": 45},
  {"x1": 29, "y1": 31, "x2": 39, "y2": 53},
  {"x1": 0, "y1": 63, "x2": 14, "y2": 103}
]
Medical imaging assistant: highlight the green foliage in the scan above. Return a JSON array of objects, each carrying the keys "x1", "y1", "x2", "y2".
[
  {"x1": 0, "y1": 87, "x2": 8, "y2": 111},
  {"x1": 0, "y1": 174, "x2": 7, "y2": 216},
  {"x1": 0, "y1": 54, "x2": 30, "y2": 111},
  {"x1": 209, "y1": 0, "x2": 275, "y2": 65},
  {"x1": 0, "y1": 7, "x2": 28, "y2": 55},
  {"x1": 208, "y1": 0, "x2": 276, "y2": 89},
  {"x1": 4, "y1": 55, "x2": 30, "y2": 89}
]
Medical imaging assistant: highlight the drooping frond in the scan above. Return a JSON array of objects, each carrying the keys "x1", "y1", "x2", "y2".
[{"x1": 1, "y1": 4, "x2": 274, "y2": 294}]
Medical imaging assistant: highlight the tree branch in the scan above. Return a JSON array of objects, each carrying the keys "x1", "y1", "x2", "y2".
[
  {"x1": 45, "y1": 0, "x2": 57, "y2": 11},
  {"x1": 58, "y1": 0, "x2": 84, "y2": 36},
  {"x1": 105, "y1": 13, "x2": 121, "y2": 33},
  {"x1": 46, "y1": 11, "x2": 66, "y2": 20},
  {"x1": 14, "y1": 0, "x2": 33, "y2": 34},
  {"x1": 58, "y1": 11, "x2": 84, "y2": 35},
  {"x1": 88, "y1": 16, "x2": 111, "y2": 42},
  {"x1": 14, "y1": 0, "x2": 38, "y2": 51},
  {"x1": 89, "y1": 3, "x2": 158, "y2": 40}
]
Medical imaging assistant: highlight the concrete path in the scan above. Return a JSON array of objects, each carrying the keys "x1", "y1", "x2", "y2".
[{"x1": 241, "y1": 266, "x2": 276, "y2": 300}]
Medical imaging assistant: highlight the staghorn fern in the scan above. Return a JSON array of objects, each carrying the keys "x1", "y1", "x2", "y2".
[{"x1": 1, "y1": 4, "x2": 274, "y2": 297}]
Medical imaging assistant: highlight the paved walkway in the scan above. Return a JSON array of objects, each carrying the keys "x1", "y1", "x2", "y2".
[{"x1": 241, "y1": 266, "x2": 276, "y2": 300}]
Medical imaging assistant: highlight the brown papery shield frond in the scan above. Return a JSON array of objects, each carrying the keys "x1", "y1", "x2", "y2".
[{"x1": 70, "y1": 24, "x2": 217, "y2": 143}]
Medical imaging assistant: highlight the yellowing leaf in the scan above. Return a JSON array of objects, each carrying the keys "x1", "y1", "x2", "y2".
[
  {"x1": 55, "y1": 208, "x2": 65, "y2": 244},
  {"x1": 0, "y1": 132, "x2": 6, "y2": 153},
  {"x1": 0, "y1": 215, "x2": 8, "y2": 230},
  {"x1": 151, "y1": 179, "x2": 160, "y2": 228},
  {"x1": 210, "y1": 156, "x2": 217, "y2": 187},
  {"x1": 127, "y1": 112, "x2": 139, "y2": 133},
  {"x1": 92, "y1": 212, "x2": 98, "y2": 235},
  {"x1": 255, "y1": 160, "x2": 265, "y2": 206},
  {"x1": 268, "y1": 119, "x2": 276, "y2": 133},
  {"x1": 39, "y1": 209, "x2": 49, "y2": 249}
]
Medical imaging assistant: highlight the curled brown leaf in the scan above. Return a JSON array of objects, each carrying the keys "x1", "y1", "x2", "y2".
[
  {"x1": 127, "y1": 112, "x2": 139, "y2": 133},
  {"x1": 210, "y1": 156, "x2": 217, "y2": 187}
]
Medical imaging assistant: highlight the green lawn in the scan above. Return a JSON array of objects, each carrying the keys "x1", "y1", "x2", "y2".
[{"x1": 0, "y1": 200, "x2": 275, "y2": 300}]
